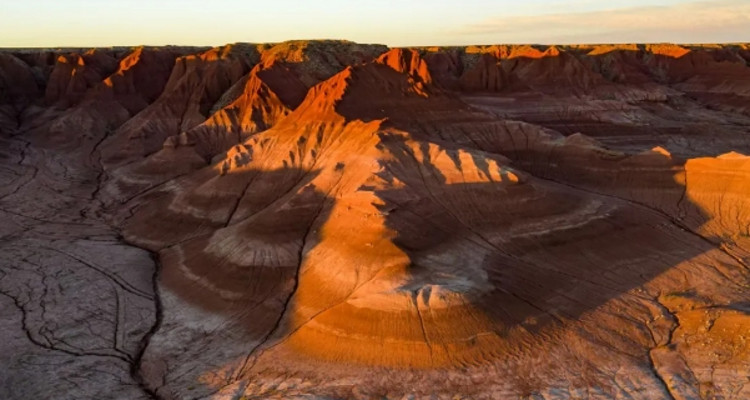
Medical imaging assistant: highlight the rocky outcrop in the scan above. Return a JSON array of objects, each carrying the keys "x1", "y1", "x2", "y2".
[{"x1": 1, "y1": 41, "x2": 749, "y2": 400}]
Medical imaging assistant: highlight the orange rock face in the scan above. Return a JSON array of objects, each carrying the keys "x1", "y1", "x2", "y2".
[{"x1": 1, "y1": 41, "x2": 749, "y2": 400}]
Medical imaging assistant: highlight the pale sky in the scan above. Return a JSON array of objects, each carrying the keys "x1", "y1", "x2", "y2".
[{"x1": 1, "y1": 0, "x2": 748, "y2": 47}]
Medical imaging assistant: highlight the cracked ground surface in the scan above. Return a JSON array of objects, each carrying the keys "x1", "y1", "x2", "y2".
[
  {"x1": 0, "y1": 135, "x2": 158, "y2": 399},
  {"x1": 1, "y1": 42, "x2": 750, "y2": 399}
]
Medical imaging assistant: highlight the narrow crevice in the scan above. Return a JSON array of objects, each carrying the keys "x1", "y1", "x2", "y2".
[
  {"x1": 0, "y1": 206, "x2": 94, "y2": 226},
  {"x1": 129, "y1": 251, "x2": 165, "y2": 400},
  {"x1": 79, "y1": 98, "x2": 169, "y2": 400},
  {"x1": 230, "y1": 209, "x2": 319, "y2": 382},
  {"x1": 646, "y1": 297, "x2": 679, "y2": 400},
  {"x1": 117, "y1": 169, "x2": 197, "y2": 207},
  {"x1": 0, "y1": 137, "x2": 39, "y2": 201},
  {"x1": 412, "y1": 290, "x2": 434, "y2": 362},
  {"x1": 651, "y1": 297, "x2": 678, "y2": 357},
  {"x1": 222, "y1": 180, "x2": 341, "y2": 397},
  {"x1": 646, "y1": 348, "x2": 677, "y2": 400},
  {"x1": 43, "y1": 246, "x2": 154, "y2": 300},
  {"x1": 87, "y1": 126, "x2": 114, "y2": 208},
  {"x1": 222, "y1": 172, "x2": 259, "y2": 227},
  {"x1": 0, "y1": 289, "x2": 131, "y2": 363}
]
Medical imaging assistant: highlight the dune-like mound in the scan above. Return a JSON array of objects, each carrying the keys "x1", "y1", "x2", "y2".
[{"x1": 1, "y1": 41, "x2": 749, "y2": 400}]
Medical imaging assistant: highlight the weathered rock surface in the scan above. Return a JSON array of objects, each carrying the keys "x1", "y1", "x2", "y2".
[{"x1": 1, "y1": 42, "x2": 749, "y2": 400}]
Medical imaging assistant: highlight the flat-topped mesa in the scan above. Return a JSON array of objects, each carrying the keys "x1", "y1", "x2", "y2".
[
  {"x1": 572, "y1": 44, "x2": 750, "y2": 98},
  {"x1": 257, "y1": 40, "x2": 389, "y2": 86},
  {"x1": 415, "y1": 44, "x2": 750, "y2": 98},
  {"x1": 465, "y1": 44, "x2": 562, "y2": 59},
  {"x1": 417, "y1": 45, "x2": 606, "y2": 94}
]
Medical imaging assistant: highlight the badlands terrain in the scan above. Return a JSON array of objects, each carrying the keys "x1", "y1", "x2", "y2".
[{"x1": 0, "y1": 40, "x2": 749, "y2": 399}]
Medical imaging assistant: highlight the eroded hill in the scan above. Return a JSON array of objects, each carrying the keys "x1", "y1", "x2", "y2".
[{"x1": 1, "y1": 41, "x2": 749, "y2": 400}]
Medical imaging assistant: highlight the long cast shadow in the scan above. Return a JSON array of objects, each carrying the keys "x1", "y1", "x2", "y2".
[{"x1": 371, "y1": 132, "x2": 721, "y2": 345}]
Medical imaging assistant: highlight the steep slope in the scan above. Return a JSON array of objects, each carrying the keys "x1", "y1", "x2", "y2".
[
  {"x1": 98, "y1": 44, "x2": 261, "y2": 168},
  {"x1": 43, "y1": 49, "x2": 120, "y2": 107},
  {"x1": 119, "y1": 50, "x2": 750, "y2": 399},
  {"x1": 1, "y1": 41, "x2": 749, "y2": 400},
  {"x1": 25, "y1": 47, "x2": 184, "y2": 158},
  {"x1": 100, "y1": 41, "x2": 389, "y2": 205},
  {"x1": 0, "y1": 52, "x2": 41, "y2": 130},
  {"x1": 164, "y1": 40, "x2": 388, "y2": 159}
]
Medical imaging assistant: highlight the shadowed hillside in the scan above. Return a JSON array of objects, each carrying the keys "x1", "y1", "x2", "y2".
[{"x1": 1, "y1": 41, "x2": 749, "y2": 400}]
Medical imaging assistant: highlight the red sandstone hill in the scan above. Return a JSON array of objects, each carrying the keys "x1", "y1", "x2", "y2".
[{"x1": 0, "y1": 41, "x2": 749, "y2": 400}]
